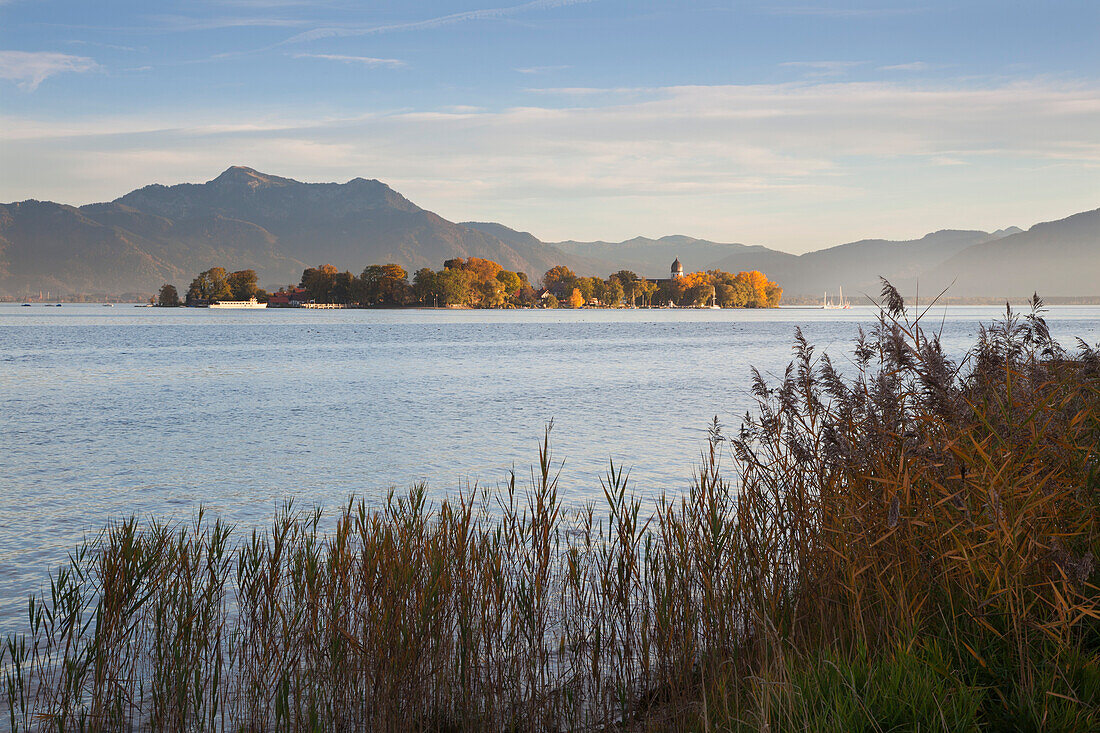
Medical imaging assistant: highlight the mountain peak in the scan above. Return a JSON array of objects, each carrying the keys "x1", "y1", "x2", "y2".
[{"x1": 210, "y1": 166, "x2": 289, "y2": 189}]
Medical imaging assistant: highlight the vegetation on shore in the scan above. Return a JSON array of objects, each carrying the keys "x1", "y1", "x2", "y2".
[
  {"x1": 163, "y1": 257, "x2": 782, "y2": 308},
  {"x1": 4, "y1": 283, "x2": 1097, "y2": 731}
]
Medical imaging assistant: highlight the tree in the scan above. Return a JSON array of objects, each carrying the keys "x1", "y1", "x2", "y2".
[
  {"x1": 300, "y1": 264, "x2": 339, "y2": 303},
  {"x1": 715, "y1": 282, "x2": 736, "y2": 308},
  {"x1": 612, "y1": 270, "x2": 639, "y2": 305},
  {"x1": 495, "y1": 269, "x2": 522, "y2": 295},
  {"x1": 475, "y1": 278, "x2": 506, "y2": 308},
  {"x1": 413, "y1": 268, "x2": 439, "y2": 305},
  {"x1": 464, "y1": 257, "x2": 503, "y2": 284},
  {"x1": 157, "y1": 284, "x2": 180, "y2": 307},
  {"x1": 360, "y1": 264, "x2": 410, "y2": 305},
  {"x1": 543, "y1": 294, "x2": 559, "y2": 309},
  {"x1": 332, "y1": 271, "x2": 356, "y2": 304},
  {"x1": 541, "y1": 265, "x2": 577, "y2": 297},
  {"x1": 598, "y1": 278, "x2": 624, "y2": 307},
  {"x1": 187, "y1": 267, "x2": 231, "y2": 303},
  {"x1": 567, "y1": 288, "x2": 585, "y2": 308},
  {"x1": 227, "y1": 270, "x2": 259, "y2": 301},
  {"x1": 513, "y1": 282, "x2": 538, "y2": 307},
  {"x1": 438, "y1": 267, "x2": 473, "y2": 305},
  {"x1": 576, "y1": 276, "x2": 601, "y2": 303}
]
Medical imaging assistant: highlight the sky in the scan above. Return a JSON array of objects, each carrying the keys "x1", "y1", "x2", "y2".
[{"x1": 1, "y1": 0, "x2": 1099, "y2": 253}]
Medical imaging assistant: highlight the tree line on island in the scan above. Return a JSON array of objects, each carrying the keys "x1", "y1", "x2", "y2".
[{"x1": 160, "y1": 258, "x2": 782, "y2": 308}]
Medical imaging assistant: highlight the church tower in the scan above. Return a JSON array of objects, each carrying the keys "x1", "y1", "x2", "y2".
[{"x1": 671, "y1": 258, "x2": 684, "y2": 279}]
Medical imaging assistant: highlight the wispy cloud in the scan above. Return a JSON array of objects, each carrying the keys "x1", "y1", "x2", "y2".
[
  {"x1": 516, "y1": 64, "x2": 571, "y2": 74},
  {"x1": 879, "y1": 61, "x2": 932, "y2": 72},
  {"x1": 780, "y1": 60, "x2": 863, "y2": 78},
  {"x1": 5, "y1": 78, "x2": 1099, "y2": 248},
  {"x1": 0, "y1": 50, "x2": 101, "y2": 90},
  {"x1": 146, "y1": 15, "x2": 311, "y2": 31},
  {"x1": 292, "y1": 53, "x2": 405, "y2": 68},
  {"x1": 766, "y1": 4, "x2": 925, "y2": 18},
  {"x1": 65, "y1": 40, "x2": 146, "y2": 53},
  {"x1": 282, "y1": 0, "x2": 597, "y2": 44}
]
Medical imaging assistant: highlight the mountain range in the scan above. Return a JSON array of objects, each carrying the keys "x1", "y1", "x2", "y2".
[{"x1": 0, "y1": 166, "x2": 1095, "y2": 300}]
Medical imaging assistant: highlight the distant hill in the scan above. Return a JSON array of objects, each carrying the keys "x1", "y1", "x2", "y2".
[
  {"x1": 922, "y1": 208, "x2": 1100, "y2": 298},
  {"x1": 777, "y1": 229, "x2": 1004, "y2": 301},
  {"x1": 1, "y1": 166, "x2": 1096, "y2": 300},
  {"x1": 0, "y1": 167, "x2": 570, "y2": 297},
  {"x1": 547, "y1": 235, "x2": 799, "y2": 281}
]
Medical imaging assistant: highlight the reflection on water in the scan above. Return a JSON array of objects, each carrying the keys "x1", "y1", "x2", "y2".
[{"x1": 2, "y1": 303, "x2": 1100, "y2": 632}]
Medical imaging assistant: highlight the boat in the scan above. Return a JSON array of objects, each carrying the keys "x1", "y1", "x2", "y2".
[
  {"x1": 207, "y1": 297, "x2": 268, "y2": 309},
  {"x1": 822, "y1": 287, "x2": 851, "y2": 310},
  {"x1": 21, "y1": 303, "x2": 31, "y2": 307}
]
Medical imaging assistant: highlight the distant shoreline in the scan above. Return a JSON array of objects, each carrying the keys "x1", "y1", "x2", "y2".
[{"x1": 7, "y1": 297, "x2": 1100, "y2": 307}]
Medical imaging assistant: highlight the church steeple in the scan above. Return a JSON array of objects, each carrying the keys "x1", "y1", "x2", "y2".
[{"x1": 671, "y1": 258, "x2": 684, "y2": 279}]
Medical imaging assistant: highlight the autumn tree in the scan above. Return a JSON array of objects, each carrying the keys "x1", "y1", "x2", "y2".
[
  {"x1": 541, "y1": 265, "x2": 577, "y2": 297},
  {"x1": 157, "y1": 284, "x2": 180, "y2": 307},
  {"x1": 464, "y1": 257, "x2": 503, "y2": 284},
  {"x1": 360, "y1": 264, "x2": 411, "y2": 306},
  {"x1": 300, "y1": 264, "x2": 340, "y2": 303},
  {"x1": 567, "y1": 288, "x2": 585, "y2": 308},
  {"x1": 765, "y1": 281, "x2": 783, "y2": 307}
]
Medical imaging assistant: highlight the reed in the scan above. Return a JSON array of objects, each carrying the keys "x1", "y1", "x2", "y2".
[{"x1": 4, "y1": 282, "x2": 1097, "y2": 731}]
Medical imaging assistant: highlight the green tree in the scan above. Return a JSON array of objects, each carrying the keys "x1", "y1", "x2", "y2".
[
  {"x1": 576, "y1": 276, "x2": 601, "y2": 303},
  {"x1": 715, "y1": 282, "x2": 736, "y2": 308},
  {"x1": 227, "y1": 270, "x2": 259, "y2": 301},
  {"x1": 438, "y1": 267, "x2": 473, "y2": 305},
  {"x1": 475, "y1": 278, "x2": 506, "y2": 308},
  {"x1": 157, "y1": 284, "x2": 180, "y2": 307},
  {"x1": 612, "y1": 270, "x2": 639, "y2": 305},
  {"x1": 495, "y1": 270, "x2": 522, "y2": 295},
  {"x1": 598, "y1": 278, "x2": 624, "y2": 307},
  {"x1": 332, "y1": 271, "x2": 356, "y2": 304},
  {"x1": 413, "y1": 268, "x2": 439, "y2": 305},
  {"x1": 301, "y1": 264, "x2": 339, "y2": 303},
  {"x1": 187, "y1": 267, "x2": 231, "y2": 303}
]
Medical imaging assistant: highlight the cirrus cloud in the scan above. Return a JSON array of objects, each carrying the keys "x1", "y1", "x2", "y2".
[
  {"x1": 0, "y1": 50, "x2": 101, "y2": 91},
  {"x1": 291, "y1": 53, "x2": 406, "y2": 68}
]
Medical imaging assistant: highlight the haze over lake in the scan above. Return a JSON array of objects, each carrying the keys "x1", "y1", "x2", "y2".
[{"x1": 2, "y1": 303, "x2": 1100, "y2": 633}]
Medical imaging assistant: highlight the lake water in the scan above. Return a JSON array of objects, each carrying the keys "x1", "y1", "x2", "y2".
[{"x1": 3, "y1": 303, "x2": 1100, "y2": 634}]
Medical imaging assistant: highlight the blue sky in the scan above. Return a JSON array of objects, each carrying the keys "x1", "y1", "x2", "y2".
[{"x1": 2, "y1": 1, "x2": 1099, "y2": 252}]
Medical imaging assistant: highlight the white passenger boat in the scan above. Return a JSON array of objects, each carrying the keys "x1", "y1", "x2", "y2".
[{"x1": 208, "y1": 297, "x2": 268, "y2": 309}]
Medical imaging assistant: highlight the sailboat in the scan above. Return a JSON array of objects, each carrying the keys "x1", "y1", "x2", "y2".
[{"x1": 822, "y1": 287, "x2": 851, "y2": 310}]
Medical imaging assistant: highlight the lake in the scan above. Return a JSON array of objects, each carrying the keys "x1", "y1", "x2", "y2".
[{"x1": 3, "y1": 303, "x2": 1100, "y2": 633}]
